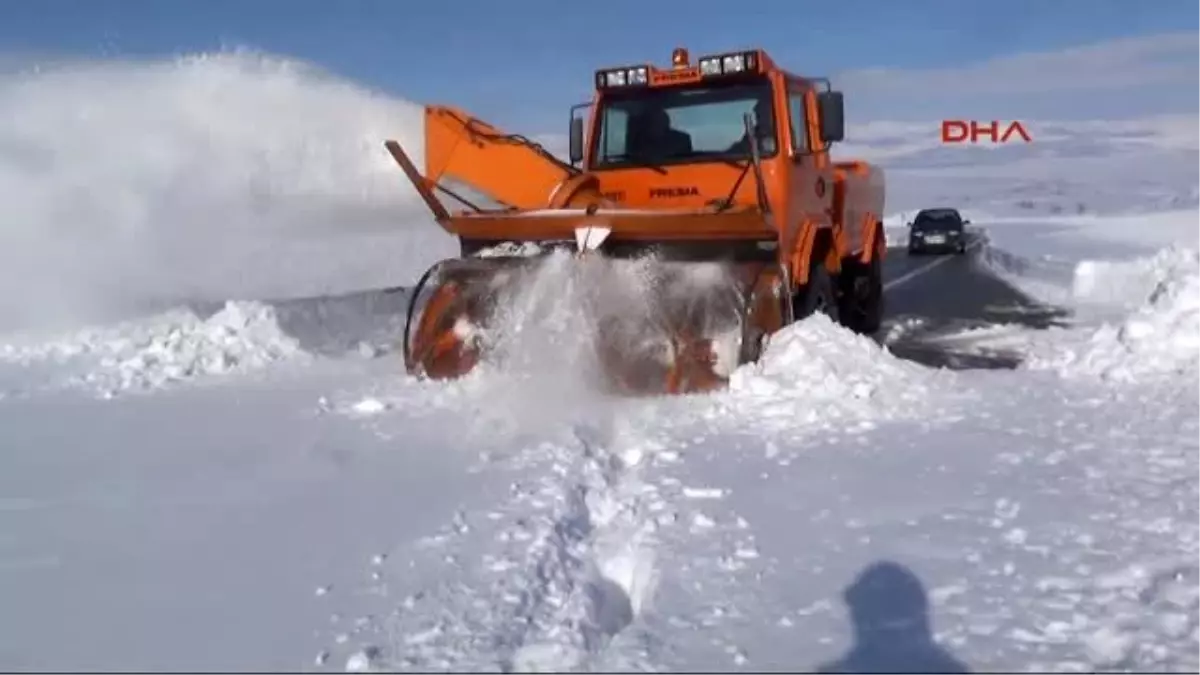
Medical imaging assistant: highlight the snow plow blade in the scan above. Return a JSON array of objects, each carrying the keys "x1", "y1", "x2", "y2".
[{"x1": 403, "y1": 253, "x2": 789, "y2": 396}]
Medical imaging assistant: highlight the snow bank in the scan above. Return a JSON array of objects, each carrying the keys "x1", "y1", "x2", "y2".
[
  {"x1": 704, "y1": 314, "x2": 957, "y2": 436},
  {"x1": 978, "y1": 243, "x2": 1097, "y2": 310},
  {"x1": 1071, "y1": 246, "x2": 1199, "y2": 311},
  {"x1": 973, "y1": 209, "x2": 1200, "y2": 310},
  {"x1": 0, "y1": 301, "x2": 305, "y2": 396},
  {"x1": 1030, "y1": 247, "x2": 1200, "y2": 381},
  {"x1": 0, "y1": 49, "x2": 454, "y2": 334}
]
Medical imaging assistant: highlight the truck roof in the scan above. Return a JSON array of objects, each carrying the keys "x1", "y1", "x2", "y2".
[{"x1": 593, "y1": 47, "x2": 823, "y2": 93}]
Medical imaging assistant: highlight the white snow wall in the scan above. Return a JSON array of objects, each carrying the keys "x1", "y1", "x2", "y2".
[{"x1": 0, "y1": 49, "x2": 457, "y2": 334}]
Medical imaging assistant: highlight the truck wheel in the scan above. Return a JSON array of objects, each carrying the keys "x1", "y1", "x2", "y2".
[
  {"x1": 793, "y1": 262, "x2": 840, "y2": 324},
  {"x1": 841, "y1": 248, "x2": 884, "y2": 335}
]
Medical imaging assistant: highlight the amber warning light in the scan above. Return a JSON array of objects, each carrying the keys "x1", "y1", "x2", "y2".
[{"x1": 671, "y1": 47, "x2": 690, "y2": 68}]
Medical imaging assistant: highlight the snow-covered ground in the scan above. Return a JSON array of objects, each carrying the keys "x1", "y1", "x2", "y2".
[{"x1": 0, "y1": 51, "x2": 1197, "y2": 672}]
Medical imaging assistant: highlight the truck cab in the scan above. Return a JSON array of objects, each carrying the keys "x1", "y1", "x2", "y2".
[{"x1": 567, "y1": 48, "x2": 846, "y2": 214}]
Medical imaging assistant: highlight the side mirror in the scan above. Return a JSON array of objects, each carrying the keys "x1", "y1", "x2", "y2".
[
  {"x1": 569, "y1": 117, "x2": 584, "y2": 166},
  {"x1": 817, "y1": 90, "x2": 845, "y2": 143},
  {"x1": 962, "y1": 219, "x2": 972, "y2": 225}
]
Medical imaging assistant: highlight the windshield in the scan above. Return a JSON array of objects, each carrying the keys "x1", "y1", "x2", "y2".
[
  {"x1": 589, "y1": 80, "x2": 777, "y2": 170},
  {"x1": 913, "y1": 212, "x2": 962, "y2": 231}
]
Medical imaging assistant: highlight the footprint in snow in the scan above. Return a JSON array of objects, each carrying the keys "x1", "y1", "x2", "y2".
[{"x1": 345, "y1": 645, "x2": 381, "y2": 672}]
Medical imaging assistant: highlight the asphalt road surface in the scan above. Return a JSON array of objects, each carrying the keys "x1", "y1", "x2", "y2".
[{"x1": 877, "y1": 233, "x2": 1069, "y2": 370}]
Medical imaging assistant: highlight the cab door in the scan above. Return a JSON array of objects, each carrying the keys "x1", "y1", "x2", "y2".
[{"x1": 784, "y1": 79, "x2": 836, "y2": 277}]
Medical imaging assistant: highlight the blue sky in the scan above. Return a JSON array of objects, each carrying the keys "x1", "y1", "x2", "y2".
[{"x1": 1, "y1": 0, "x2": 1197, "y2": 129}]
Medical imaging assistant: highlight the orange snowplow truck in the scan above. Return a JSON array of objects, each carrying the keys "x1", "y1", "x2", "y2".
[{"x1": 387, "y1": 46, "x2": 886, "y2": 396}]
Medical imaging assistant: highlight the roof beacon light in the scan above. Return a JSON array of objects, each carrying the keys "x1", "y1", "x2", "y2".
[{"x1": 671, "y1": 47, "x2": 690, "y2": 68}]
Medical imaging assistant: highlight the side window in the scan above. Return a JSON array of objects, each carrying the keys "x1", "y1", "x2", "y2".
[
  {"x1": 788, "y1": 90, "x2": 809, "y2": 155},
  {"x1": 598, "y1": 107, "x2": 628, "y2": 160}
]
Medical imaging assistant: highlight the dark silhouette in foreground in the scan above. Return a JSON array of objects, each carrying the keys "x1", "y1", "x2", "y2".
[{"x1": 817, "y1": 560, "x2": 971, "y2": 674}]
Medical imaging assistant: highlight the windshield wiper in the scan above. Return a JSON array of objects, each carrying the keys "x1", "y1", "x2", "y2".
[
  {"x1": 711, "y1": 160, "x2": 752, "y2": 212},
  {"x1": 712, "y1": 117, "x2": 774, "y2": 214}
]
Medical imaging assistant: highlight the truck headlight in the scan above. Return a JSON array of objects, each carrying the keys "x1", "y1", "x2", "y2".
[
  {"x1": 596, "y1": 66, "x2": 649, "y2": 88},
  {"x1": 698, "y1": 50, "x2": 758, "y2": 77}
]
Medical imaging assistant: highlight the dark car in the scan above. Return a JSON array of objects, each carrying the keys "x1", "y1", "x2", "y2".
[{"x1": 907, "y1": 208, "x2": 969, "y2": 255}]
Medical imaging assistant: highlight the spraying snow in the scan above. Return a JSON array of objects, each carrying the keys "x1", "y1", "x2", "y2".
[
  {"x1": 454, "y1": 250, "x2": 747, "y2": 402},
  {"x1": 0, "y1": 49, "x2": 454, "y2": 334}
]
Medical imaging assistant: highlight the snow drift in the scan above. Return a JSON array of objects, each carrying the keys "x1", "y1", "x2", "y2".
[
  {"x1": 723, "y1": 314, "x2": 953, "y2": 432},
  {"x1": 0, "y1": 49, "x2": 455, "y2": 334},
  {"x1": 1031, "y1": 246, "x2": 1200, "y2": 381},
  {"x1": 0, "y1": 301, "x2": 306, "y2": 396}
]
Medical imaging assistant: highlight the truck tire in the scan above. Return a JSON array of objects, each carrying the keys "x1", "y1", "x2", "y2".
[
  {"x1": 794, "y1": 262, "x2": 840, "y2": 324},
  {"x1": 840, "y1": 247, "x2": 884, "y2": 335}
]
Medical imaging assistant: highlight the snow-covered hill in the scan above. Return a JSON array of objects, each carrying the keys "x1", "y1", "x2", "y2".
[
  {"x1": 851, "y1": 116, "x2": 1200, "y2": 220},
  {"x1": 0, "y1": 51, "x2": 1196, "y2": 673}
]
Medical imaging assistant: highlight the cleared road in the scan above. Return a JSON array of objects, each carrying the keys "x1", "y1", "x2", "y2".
[{"x1": 877, "y1": 233, "x2": 1069, "y2": 370}]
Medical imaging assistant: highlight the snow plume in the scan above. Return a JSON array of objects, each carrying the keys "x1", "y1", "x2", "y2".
[
  {"x1": 1030, "y1": 246, "x2": 1200, "y2": 382},
  {"x1": 0, "y1": 49, "x2": 454, "y2": 335},
  {"x1": 472, "y1": 253, "x2": 730, "y2": 373}
]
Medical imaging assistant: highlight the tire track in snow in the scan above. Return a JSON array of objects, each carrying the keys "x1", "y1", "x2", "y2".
[
  {"x1": 495, "y1": 423, "x2": 661, "y2": 672},
  {"x1": 355, "y1": 417, "x2": 664, "y2": 672}
]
